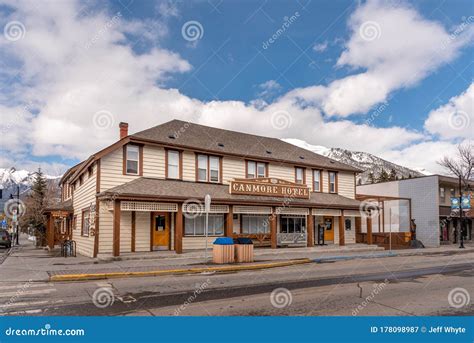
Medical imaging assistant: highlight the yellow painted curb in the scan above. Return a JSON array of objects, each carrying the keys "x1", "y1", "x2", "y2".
[{"x1": 49, "y1": 258, "x2": 311, "y2": 282}]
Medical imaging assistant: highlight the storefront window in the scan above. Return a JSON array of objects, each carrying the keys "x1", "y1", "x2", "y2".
[
  {"x1": 241, "y1": 215, "x2": 269, "y2": 234},
  {"x1": 280, "y1": 215, "x2": 306, "y2": 233},
  {"x1": 185, "y1": 214, "x2": 224, "y2": 236}
]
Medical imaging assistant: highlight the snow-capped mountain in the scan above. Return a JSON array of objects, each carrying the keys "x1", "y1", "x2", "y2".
[
  {"x1": 0, "y1": 168, "x2": 61, "y2": 211},
  {"x1": 283, "y1": 139, "x2": 428, "y2": 184}
]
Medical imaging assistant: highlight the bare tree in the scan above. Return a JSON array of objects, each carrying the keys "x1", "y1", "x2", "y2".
[{"x1": 438, "y1": 143, "x2": 473, "y2": 187}]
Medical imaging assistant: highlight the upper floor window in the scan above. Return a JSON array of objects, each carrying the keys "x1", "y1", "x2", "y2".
[
  {"x1": 450, "y1": 188, "x2": 455, "y2": 197},
  {"x1": 313, "y1": 170, "x2": 321, "y2": 192},
  {"x1": 329, "y1": 171, "x2": 337, "y2": 193},
  {"x1": 81, "y1": 209, "x2": 90, "y2": 236},
  {"x1": 439, "y1": 187, "x2": 445, "y2": 200},
  {"x1": 247, "y1": 161, "x2": 266, "y2": 178},
  {"x1": 88, "y1": 166, "x2": 93, "y2": 178},
  {"x1": 295, "y1": 167, "x2": 305, "y2": 184},
  {"x1": 197, "y1": 154, "x2": 220, "y2": 183},
  {"x1": 125, "y1": 145, "x2": 139, "y2": 175},
  {"x1": 167, "y1": 150, "x2": 181, "y2": 179}
]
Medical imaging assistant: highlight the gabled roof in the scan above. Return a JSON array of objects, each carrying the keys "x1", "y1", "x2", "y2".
[
  {"x1": 131, "y1": 120, "x2": 361, "y2": 172},
  {"x1": 98, "y1": 177, "x2": 361, "y2": 209}
]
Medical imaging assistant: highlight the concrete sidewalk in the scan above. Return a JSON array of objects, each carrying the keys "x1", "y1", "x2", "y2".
[{"x1": 1, "y1": 234, "x2": 472, "y2": 282}]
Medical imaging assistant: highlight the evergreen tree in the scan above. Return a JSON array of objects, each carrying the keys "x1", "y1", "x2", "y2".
[
  {"x1": 377, "y1": 168, "x2": 389, "y2": 182},
  {"x1": 389, "y1": 168, "x2": 397, "y2": 181},
  {"x1": 21, "y1": 168, "x2": 48, "y2": 232},
  {"x1": 368, "y1": 172, "x2": 376, "y2": 184}
]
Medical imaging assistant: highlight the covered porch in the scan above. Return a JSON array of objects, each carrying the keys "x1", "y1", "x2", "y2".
[{"x1": 43, "y1": 199, "x2": 74, "y2": 249}]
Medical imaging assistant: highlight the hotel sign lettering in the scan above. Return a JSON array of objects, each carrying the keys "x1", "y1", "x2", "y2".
[{"x1": 230, "y1": 178, "x2": 310, "y2": 199}]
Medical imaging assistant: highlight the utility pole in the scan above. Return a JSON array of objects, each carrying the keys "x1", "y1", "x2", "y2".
[{"x1": 458, "y1": 175, "x2": 464, "y2": 249}]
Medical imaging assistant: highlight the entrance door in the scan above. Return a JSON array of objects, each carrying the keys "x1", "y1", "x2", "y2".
[
  {"x1": 152, "y1": 213, "x2": 170, "y2": 250},
  {"x1": 324, "y1": 217, "x2": 334, "y2": 242}
]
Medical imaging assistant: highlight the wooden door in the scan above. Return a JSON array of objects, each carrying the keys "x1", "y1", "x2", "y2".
[
  {"x1": 152, "y1": 213, "x2": 170, "y2": 250},
  {"x1": 324, "y1": 217, "x2": 334, "y2": 241}
]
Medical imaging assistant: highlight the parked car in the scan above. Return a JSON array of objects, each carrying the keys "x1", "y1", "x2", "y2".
[{"x1": 0, "y1": 229, "x2": 12, "y2": 249}]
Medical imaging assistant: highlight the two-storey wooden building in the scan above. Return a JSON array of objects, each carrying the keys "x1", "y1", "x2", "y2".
[{"x1": 48, "y1": 120, "x2": 363, "y2": 257}]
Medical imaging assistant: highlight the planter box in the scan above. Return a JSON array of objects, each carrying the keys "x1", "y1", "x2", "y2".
[
  {"x1": 235, "y1": 244, "x2": 254, "y2": 263},
  {"x1": 212, "y1": 244, "x2": 235, "y2": 264}
]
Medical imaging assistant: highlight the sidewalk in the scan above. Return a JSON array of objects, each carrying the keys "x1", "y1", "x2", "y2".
[{"x1": 1, "y1": 234, "x2": 472, "y2": 282}]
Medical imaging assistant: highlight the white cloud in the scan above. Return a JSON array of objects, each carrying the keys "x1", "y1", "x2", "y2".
[
  {"x1": 290, "y1": 0, "x2": 473, "y2": 117},
  {"x1": 256, "y1": 80, "x2": 282, "y2": 100},
  {"x1": 313, "y1": 41, "x2": 328, "y2": 52},
  {"x1": 424, "y1": 83, "x2": 473, "y2": 140},
  {"x1": 0, "y1": 0, "x2": 470, "y2": 177}
]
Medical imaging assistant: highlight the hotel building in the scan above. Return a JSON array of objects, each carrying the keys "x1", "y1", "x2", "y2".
[{"x1": 45, "y1": 120, "x2": 364, "y2": 258}]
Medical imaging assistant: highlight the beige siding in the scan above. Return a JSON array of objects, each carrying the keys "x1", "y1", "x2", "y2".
[
  {"x1": 338, "y1": 171, "x2": 355, "y2": 199},
  {"x1": 120, "y1": 211, "x2": 132, "y2": 253},
  {"x1": 182, "y1": 237, "x2": 216, "y2": 250},
  {"x1": 98, "y1": 201, "x2": 113, "y2": 254},
  {"x1": 100, "y1": 148, "x2": 139, "y2": 192},
  {"x1": 268, "y1": 164, "x2": 294, "y2": 183},
  {"x1": 222, "y1": 157, "x2": 245, "y2": 183},
  {"x1": 321, "y1": 171, "x2": 329, "y2": 193},
  {"x1": 182, "y1": 151, "x2": 195, "y2": 182},
  {"x1": 143, "y1": 146, "x2": 165, "y2": 178},
  {"x1": 135, "y1": 212, "x2": 150, "y2": 252},
  {"x1": 71, "y1": 164, "x2": 97, "y2": 257}
]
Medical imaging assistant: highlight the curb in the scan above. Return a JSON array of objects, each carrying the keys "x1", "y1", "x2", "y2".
[
  {"x1": 49, "y1": 258, "x2": 312, "y2": 282},
  {"x1": 313, "y1": 252, "x2": 397, "y2": 263}
]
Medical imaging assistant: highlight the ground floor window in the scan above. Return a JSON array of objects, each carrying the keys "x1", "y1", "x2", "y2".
[
  {"x1": 280, "y1": 215, "x2": 306, "y2": 233},
  {"x1": 241, "y1": 215, "x2": 269, "y2": 234},
  {"x1": 185, "y1": 214, "x2": 224, "y2": 236}
]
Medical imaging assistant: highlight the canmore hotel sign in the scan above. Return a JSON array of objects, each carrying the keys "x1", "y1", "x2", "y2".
[{"x1": 229, "y1": 178, "x2": 310, "y2": 199}]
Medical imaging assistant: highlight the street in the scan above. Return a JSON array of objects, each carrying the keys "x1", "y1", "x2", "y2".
[{"x1": 0, "y1": 249, "x2": 472, "y2": 316}]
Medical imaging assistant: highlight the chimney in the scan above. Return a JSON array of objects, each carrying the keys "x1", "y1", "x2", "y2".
[{"x1": 119, "y1": 122, "x2": 129, "y2": 139}]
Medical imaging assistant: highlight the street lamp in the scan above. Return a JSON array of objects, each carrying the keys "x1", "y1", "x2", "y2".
[{"x1": 9, "y1": 185, "x2": 20, "y2": 245}]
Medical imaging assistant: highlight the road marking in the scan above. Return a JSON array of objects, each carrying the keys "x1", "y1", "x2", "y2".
[
  {"x1": 0, "y1": 283, "x2": 54, "y2": 291},
  {"x1": 0, "y1": 308, "x2": 42, "y2": 316},
  {"x1": 0, "y1": 288, "x2": 57, "y2": 298}
]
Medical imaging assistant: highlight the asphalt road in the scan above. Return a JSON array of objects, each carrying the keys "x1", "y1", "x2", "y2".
[{"x1": 0, "y1": 251, "x2": 472, "y2": 316}]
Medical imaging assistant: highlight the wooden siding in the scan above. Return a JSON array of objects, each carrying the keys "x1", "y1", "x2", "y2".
[
  {"x1": 120, "y1": 211, "x2": 132, "y2": 253},
  {"x1": 222, "y1": 157, "x2": 245, "y2": 183},
  {"x1": 135, "y1": 212, "x2": 150, "y2": 252},
  {"x1": 268, "y1": 164, "x2": 294, "y2": 183},
  {"x1": 338, "y1": 171, "x2": 355, "y2": 199},
  {"x1": 71, "y1": 163, "x2": 97, "y2": 257},
  {"x1": 142, "y1": 145, "x2": 166, "y2": 179},
  {"x1": 182, "y1": 151, "x2": 195, "y2": 181},
  {"x1": 182, "y1": 237, "x2": 217, "y2": 250},
  {"x1": 98, "y1": 201, "x2": 113, "y2": 254}
]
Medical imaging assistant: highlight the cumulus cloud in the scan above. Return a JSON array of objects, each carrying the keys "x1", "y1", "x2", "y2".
[
  {"x1": 424, "y1": 83, "x2": 473, "y2": 140},
  {"x1": 290, "y1": 0, "x2": 474, "y2": 117}
]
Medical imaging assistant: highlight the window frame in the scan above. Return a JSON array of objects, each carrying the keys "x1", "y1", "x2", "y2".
[
  {"x1": 439, "y1": 187, "x2": 445, "y2": 200},
  {"x1": 313, "y1": 169, "x2": 322, "y2": 192},
  {"x1": 246, "y1": 160, "x2": 267, "y2": 178},
  {"x1": 123, "y1": 144, "x2": 142, "y2": 176},
  {"x1": 328, "y1": 171, "x2": 338, "y2": 194},
  {"x1": 241, "y1": 215, "x2": 270, "y2": 234},
  {"x1": 295, "y1": 167, "x2": 305, "y2": 184},
  {"x1": 166, "y1": 149, "x2": 182, "y2": 180},
  {"x1": 184, "y1": 214, "x2": 225, "y2": 236},
  {"x1": 280, "y1": 215, "x2": 306, "y2": 233},
  {"x1": 195, "y1": 154, "x2": 221, "y2": 183},
  {"x1": 81, "y1": 209, "x2": 90, "y2": 237}
]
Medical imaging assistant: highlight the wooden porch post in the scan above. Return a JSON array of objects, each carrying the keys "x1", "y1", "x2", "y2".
[
  {"x1": 339, "y1": 210, "x2": 345, "y2": 246},
  {"x1": 131, "y1": 211, "x2": 136, "y2": 253},
  {"x1": 355, "y1": 217, "x2": 361, "y2": 243},
  {"x1": 367, "y1": 216, "x2": 373, "y2": 245},
  {"x1": 47, "y1": 214, "x2": 54, "y2": 250},
  {"x1": 270, "y1": 207, "x2": 277, "y2": 249},
  {"x1": 113, "y1": 200, "x2": 121, "y2": 257},
  {"x1": 175, "y1": 203, "x2": 183, "y2": 254},
  {"x1": 225, "y1": 206, "x2": 233, "y2": 237},
  {"x1": 307, "y1": 212, "x2": 314, "y2": 247}
]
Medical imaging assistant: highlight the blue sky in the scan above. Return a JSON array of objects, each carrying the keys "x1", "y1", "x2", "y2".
[{"x1": 0, "y1": 0, "x2": 472, "y2": 175}]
